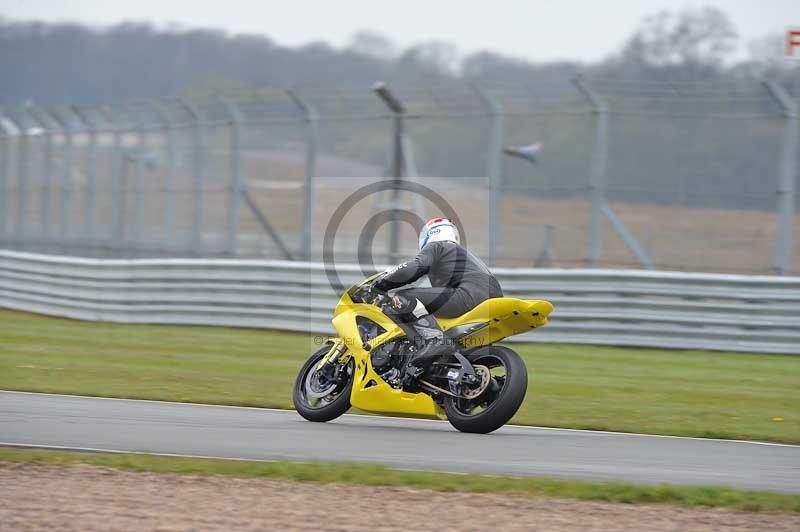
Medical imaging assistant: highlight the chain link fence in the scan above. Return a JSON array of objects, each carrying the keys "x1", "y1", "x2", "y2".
[{"x1": 0, "y1": 78, "x2": 797, "y2": 274}]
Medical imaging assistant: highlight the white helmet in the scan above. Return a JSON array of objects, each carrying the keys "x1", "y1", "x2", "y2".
[{"x1": 418, "y1": 217, "x2": 460, "y2": 250}]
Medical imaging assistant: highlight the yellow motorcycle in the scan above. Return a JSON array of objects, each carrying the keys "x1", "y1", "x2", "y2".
[{"x1": 293, "y1": 273, "x2": 553, "y2": 434}]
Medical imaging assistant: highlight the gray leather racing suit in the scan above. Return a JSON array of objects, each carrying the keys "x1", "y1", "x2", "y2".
[{"x1": 375, "y1": 241, "x2": 503, "y2": 319}]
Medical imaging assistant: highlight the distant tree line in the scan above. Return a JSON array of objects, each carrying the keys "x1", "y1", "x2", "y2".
[
  {"x1": 0, "y1": 7, "x2": 797, "y2": 212},
  {"x1": 0, "y1": 7, "x2": 796, "y2": 106}
]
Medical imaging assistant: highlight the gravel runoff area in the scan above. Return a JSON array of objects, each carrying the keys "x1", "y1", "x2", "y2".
[{"x1": 1, "y1": 462, "x2": 798, "y2": 532}]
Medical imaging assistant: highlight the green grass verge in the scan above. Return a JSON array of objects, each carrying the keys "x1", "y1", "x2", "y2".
[
  {"x1": 1, "y1": 309, "x2": 798, "y2": 443},
  {"x1": 1, "y1": 447, "x2": 798, "y2": 513}
]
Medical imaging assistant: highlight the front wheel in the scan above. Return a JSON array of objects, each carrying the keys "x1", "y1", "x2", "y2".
[
  {"x1": 444, "y1": 346, "x2": 528, "y2": 434},
  {"x1": 293, "y1": 344, "x2": 354, "y2": 422}
]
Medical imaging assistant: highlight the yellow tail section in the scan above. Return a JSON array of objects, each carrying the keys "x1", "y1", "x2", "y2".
[{"x1": 438, "y1": 298, "x2": 553, "y2": 348}]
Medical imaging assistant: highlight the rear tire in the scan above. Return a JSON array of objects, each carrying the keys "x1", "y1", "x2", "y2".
[
  {"x1": 293, "y1": 344, "x2": 353, "y2": 423},
  {"x1": 444, "y1": 346, "x2": 528, "y2": 434}
]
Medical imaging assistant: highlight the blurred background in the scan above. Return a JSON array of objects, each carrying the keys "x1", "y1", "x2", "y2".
[
  {"x1": 2, "y1": 6, "x2": 800, "y2": 528},
  {"x1": 0, "y1": 0, "x2": 798, "y2": 274}
]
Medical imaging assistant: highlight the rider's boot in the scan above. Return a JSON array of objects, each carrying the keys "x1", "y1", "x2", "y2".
[
  {"x1": 382, "y1": 294, "x2": 455, "y2": 386},
  {"x1": 401, "y1": 313, "x2": 455, "y2": 386}
]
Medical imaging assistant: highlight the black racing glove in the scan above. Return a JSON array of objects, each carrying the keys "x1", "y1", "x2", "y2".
[{"x1": 354, "y1": 282, "x2": 386, "y2": 306}]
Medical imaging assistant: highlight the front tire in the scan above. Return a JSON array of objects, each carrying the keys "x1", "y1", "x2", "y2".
[
  {"x1": 293, "y1": 344, "x2": 353, "y2": 423},
  {"x1": 444, "y1": 346, "x2": 528, "y2": 434}
]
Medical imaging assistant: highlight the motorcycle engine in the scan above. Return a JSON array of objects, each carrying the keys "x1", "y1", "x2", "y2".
[
  {"x1": 371, "y1": 339, "x2": 409, "y2": 388},
  {"x1": 370, "y1": 339, "x2": 400, "y2": 373}
]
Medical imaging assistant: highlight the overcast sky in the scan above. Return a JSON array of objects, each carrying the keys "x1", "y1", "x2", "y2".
[{"x1": 1, "y1": 0, "x2": 797, "y2": 62}]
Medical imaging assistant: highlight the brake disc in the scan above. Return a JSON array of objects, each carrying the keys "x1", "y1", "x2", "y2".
[
  {"x1": 304, "y1": 367, "x2": 338, "y2": 399},
  {"x1": 462, "y1": 364, "x2": 491, "y2": 399}
]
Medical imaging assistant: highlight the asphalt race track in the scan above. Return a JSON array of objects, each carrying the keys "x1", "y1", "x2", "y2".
[{"x1": 1, "y1": 391, "x2": 798, "y2": 493}]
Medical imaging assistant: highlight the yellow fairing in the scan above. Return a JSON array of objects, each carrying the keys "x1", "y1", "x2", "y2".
[
  {"x1": 331, "y1": 291, "x2": 553, "y2": 419},
  {"x1": 332, "y1": 291, "x2": 443, "y2": 418},
  {"x1": 438, "y1": 298, "x2": 553, "y2": 349}
]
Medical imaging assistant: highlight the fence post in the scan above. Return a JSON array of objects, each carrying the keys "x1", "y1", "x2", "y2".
[
  {"x1": 125, "y1": 103, "x2": 148, "y2": 248},
  {"x1": 177, "y1": 98, "x2": 206, "y2": 253},
  {"x1": 98, "y1": 106, "x2": 125, "y2": 249},
  {"x1": 217, "y1": 94, "x2": 294, "y2": 260},
  {"x1": 217, "y1": 95, "x2": 243, "y2": 257},
  {"x1": 147, "y1": 100, "x2": 178, "y2": 252},
  {"x1": 573, "y1": 75, "x2": 609, "y2": 267},
  {"x1": 764, "y1": 80, "x2": 798, "y2": 275},
  {"x1": 572, "y1": 76, "x2": 654, "y2": 269},
  {"x1": 70, "y1": 106, "x2": 99, "y2": 248},
  {"x1": 27, "y1": 107, "x2": 55, "y2": 242},
  {"x1": 7, "y1": 113, "x2": 29, "y2": 245},
  {"x1": 47, "y1": 107, "x2": 78, "y2": 242},
  {"x1": 0, "y1": 109, "x2": 11, "y2": 241},
  {"x1": 287, "y1": 89, "x2": 319, "y2": 260},
  {"x1": 472, "y1": 83, "x2": 505, "y2": 266}
]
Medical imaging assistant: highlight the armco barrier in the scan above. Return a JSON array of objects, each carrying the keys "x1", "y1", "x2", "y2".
[{"x1": 1, "y1": 250, "x2": 799, "y2": 354}]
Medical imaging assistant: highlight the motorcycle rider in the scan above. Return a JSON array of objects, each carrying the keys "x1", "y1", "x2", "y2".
[{"x1": 365, "y1": 217, "x2": 503, "y2": 384}]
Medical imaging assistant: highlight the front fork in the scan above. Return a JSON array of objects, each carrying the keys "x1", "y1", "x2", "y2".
[{"x1": 315, "y1": 338, "x2": 349, "y2": 372}]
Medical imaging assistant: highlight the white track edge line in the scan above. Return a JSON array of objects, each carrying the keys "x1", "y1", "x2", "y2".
[
  {"x1": 2, "y1": 390, "x2": 797, "y2": 448},
  {"x1": 0, "y1": 441, "x2": 498, "y2": 479}
]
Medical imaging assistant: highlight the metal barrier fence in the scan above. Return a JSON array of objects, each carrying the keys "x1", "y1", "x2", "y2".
[
  {"x1": 0, "y1": 78, "x2": 798, "y2": 275},
  {"x1": 1, "y1": 249, "x2": 798, "y2": 354}
]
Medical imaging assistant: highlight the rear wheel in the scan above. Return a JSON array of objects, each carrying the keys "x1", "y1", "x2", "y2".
[
  {"x1": 293, "y1": 344, "x2": 354, "y2": 422},
  {"x1": 444, "y1": 346, "x2": 528, "y2": 434}
]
